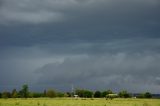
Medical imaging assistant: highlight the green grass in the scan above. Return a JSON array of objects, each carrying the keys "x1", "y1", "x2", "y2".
[{"x1": 0, "y1": 98, "x2": 160, "y2": 106}]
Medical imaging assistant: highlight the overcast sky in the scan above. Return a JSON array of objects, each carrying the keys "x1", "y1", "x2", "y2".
[{"x1": 0, "y1": 0, "x2": 160, "y2": 93}]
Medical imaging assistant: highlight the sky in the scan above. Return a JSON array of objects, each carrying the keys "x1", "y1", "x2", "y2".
[{"x1": 0, "y1": 0, "x2": 160, "y2": 93}]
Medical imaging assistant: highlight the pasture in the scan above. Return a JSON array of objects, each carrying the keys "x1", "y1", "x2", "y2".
[{"x1": 0, "y1": 98, "x2": 160, "y2": 106}]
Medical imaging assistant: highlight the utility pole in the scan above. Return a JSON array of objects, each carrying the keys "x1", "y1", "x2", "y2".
[{"x1": 71, "y1": 84, "x2": 75, "y2": 97}]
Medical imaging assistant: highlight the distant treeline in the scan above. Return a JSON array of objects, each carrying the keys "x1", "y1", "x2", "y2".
[{"x1": 0, "y1": 84, "x2": 153, "y2": 99}]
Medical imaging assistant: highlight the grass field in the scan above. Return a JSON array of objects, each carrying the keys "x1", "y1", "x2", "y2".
[{"x1": 0, "y1": 98, "x2": 160, "y2": 106}]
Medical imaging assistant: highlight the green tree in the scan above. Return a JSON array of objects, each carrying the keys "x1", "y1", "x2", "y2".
[
  {"x1": 2, "y1": 91, "x2": 11, "y2": 98},
  {"x1": 102, "y1": 90, "x2": 113, "y2": 97},
  {"x1": 64, "y1": 93, "x2": 69, "y2": 97},
  {"x1": 11, "y1": 89, "x2": 18, "y2": 98},
  {"x1": 106, "y1": 90, "x2": 113, "y2": 94},
  {"x1": 19, "y1": 84, "x2": 29, "y2": 98},
  {"x1": 137, "y1": 92, "x2": 152, "y2": 98},
  {"x1": 75, "y1": 89, "x2": 84, "y2": 97},
  {"x1": 0, "y1": 92, "x2": 1, "y2": 98},
  {"x1": 84, "y1": 90, "x2": 93, "y2": 98},
  {"x1": 137, "y1": 93, "x2": 145, "y2": 98},
  {"x1": 43, "y1": 90, "x2": 47, "y2": 97},
  {"x1": 46, "y1": 89, "x2": 56, "y2": 98},
  {"x1": 144, "y1": 92, "x2": 152, "y2": 98},
  {"x1": 66, "y1": 92, "x2": 71, "y2": 97},
  {"x1": 57, "y1": 92, "x2": 65, "y2": 97},
  {"x1": 94, "y1": 91, "x2": 101, "y2": 98},
  {"x1": 32, "y1": 92, "x2": 44, "y2": 98},
  {"x1": 102, "y1": 91, "x2": 107, "y2": 97},
  {"x1": 75, "y1": 89, "x2": 93, "y2": 98},
  {"x1": 118, "y1": 90, "x2": 131, "y2": 98}
]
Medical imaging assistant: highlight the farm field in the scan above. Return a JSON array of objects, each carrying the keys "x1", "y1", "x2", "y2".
[{"x1": 0, "y1": 98, "x2": 159, "y2": 106}]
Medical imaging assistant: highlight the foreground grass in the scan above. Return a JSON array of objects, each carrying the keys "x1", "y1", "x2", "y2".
[{"x1": 0, "y1": 98, "x2": 160, "y2": 106}]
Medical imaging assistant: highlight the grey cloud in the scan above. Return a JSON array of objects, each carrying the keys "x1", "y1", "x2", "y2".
[
  {"x1": 0, "y1": 36, "x2": 160, "y2": 92},
  {"x1": 0, "y1": 0, "x2": 160, "y2": 25},
  {"x1": 0, "y1": 0, "x2": 65, "y2": 24},
  {"x1": 0, "y1": 0, "x2": 160, "y2": 48},
  {"x1": 36, "y1": 53, "x2": 160, "y2": 93},
  {"x1": 0, "y1": 46, "x2": 65, "y2": 91},
  {"x1": 0, "y1": 0, "x2": 159, "y2": 48},
  {"x1": 0, "y1": 0, "x2": 97, "y2": 24},
  {"x1": 2, "y1": 37, "x2": 160, "y2": 56}
]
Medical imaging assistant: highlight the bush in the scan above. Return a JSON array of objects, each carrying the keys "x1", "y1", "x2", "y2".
[{"x1": 46, "y1": 89, "x2": 57, "y2": 98}]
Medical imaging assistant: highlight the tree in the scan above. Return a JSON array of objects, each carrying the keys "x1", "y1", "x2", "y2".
[
  {"x1": 137, "y1": 93, "x2": 145, "y2": 98},
  {"x1": 11, "y1": 89, "x2": 18, "y2": 98},
  {"x1": 106, "y1": 90, "x2": 113, "y2": 94},
  {"x1": 2, "y1": 91, "x2": 11, "y2": 98},
  {"x1": 102, "y1": 91, "x2": 107, "y2": 97},
  {"x1": 63, "y1": 93, "x2": 69, "y2": 97},
  {"x1": 32, "y1": 92, "x2": 44, "y2": 98},
  {"x1": 84, "y1": 90, "x2": 93, "y2": 98},
  {"x1": 19, "y1": 84, "x2": 29, "y2": 98},
  {"x1": 137, "y1": 92, "x2": 152, "y2": 98},
  {"x1": 75, "y1": 89, "x2": 84, "y2": 97},
  {"x1": 102, "y1": 90, "x2": 113, "y2": 97},
  {"x1": 0, "y1": 92, "x2": 1, "y2": 98},
  {"x1": 57, "y1": 92, "x2": 65, "y2": 97},
  {"x1": 75, "y1": 89, "x2": 93, "y2": 98},
  {"x1": 46, "y1": 89, "x2": 56, "y2": 98},
  {"x1": 144, "y1": 92, "x2": 152, "y2": 98},
  {"x1": 43, "y1": 90, "x2": 47, "y2": 97},
  {"x1": 94, "y1": 91, "x2": 101, "y2": 98},
  {"x1": 66, "y1": 92, "x2": 71, "y2": 97},
  {"x1": 118, "y1": 90, "x2": 131, "y2": 98}
]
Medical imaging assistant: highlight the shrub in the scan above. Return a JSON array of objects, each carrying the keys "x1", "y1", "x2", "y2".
[{"x1": 46, "y1": 89, "x2": 57, "y2": 98}]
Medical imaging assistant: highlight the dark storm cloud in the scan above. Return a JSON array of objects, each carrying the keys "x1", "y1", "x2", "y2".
[
  {"x1": 36, "y1": 53, "x2": 160, "y2": 93},
  {"x1": 0, "y1": 0, "x2": 160, "y2": 47},
  {"x1": 0, "y1": 0, "x2": 160, "y2": 93}
]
